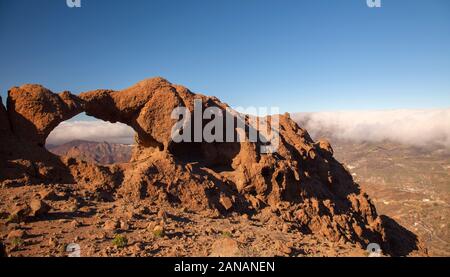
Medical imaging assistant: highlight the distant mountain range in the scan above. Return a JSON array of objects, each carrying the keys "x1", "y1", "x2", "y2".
[{"x1": 46, "y1": 140, "x2": 133, "y2": 165}]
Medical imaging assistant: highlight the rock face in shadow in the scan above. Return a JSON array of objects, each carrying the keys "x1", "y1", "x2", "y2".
[
  {"x1": 0, "y1": 96, "x2": 10, "y2": 133},
  {"x1": 0, "y1": 77, "x2": 426, "y2": 256},
  {"x1": 0, "y1": 241, "x2": 7, "y2": 257}
]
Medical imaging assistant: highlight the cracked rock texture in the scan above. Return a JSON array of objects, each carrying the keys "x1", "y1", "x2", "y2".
[{"x1": 0, "y1": 78, "x2": 426, "y2": 256}]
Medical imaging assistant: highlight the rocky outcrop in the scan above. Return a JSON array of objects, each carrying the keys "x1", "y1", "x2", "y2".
[
  {"x1": 0, "y1": 77, "x2": 425, "y2": 256},
  {"x1": 79, "y1": 78, "x2": 185, "y2": 149},
  {"x1": 7, "y1": 85, "x2": 83, "y2": 147}
]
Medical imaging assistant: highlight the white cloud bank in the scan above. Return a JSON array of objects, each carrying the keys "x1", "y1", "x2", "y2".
[
  {"x1": 46, "y1": 109, "x2": 450, "y2": 149},
  {"x1": 46, "y1": 121, "x2": 135, "y2": 146},
  {"x1": 292, "y1": 109, "x2": 450, "y2": 149}
]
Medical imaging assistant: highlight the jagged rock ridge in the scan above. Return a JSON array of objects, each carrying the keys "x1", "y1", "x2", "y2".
[{"x1": 0, "y1": 78, "x2": 425, "y2": 256}]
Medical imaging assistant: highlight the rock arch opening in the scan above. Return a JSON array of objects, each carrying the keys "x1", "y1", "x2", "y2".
[{"x1": 45, "y1": 113, "x2": 135, "y2": 165}]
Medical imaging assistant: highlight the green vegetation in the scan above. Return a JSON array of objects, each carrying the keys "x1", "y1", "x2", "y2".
[
  {"x1": 6, "y1": 213, "x2": 19, "y2": 224},
  {"x1": 112, "y1": 234, "x2": 128, "y2": 248},
  {"x1": 11, "y1": 237, "x2": 24, "y2": 248},
  {"x1": 153, "y1": 228, "x2": 165, "y2": 238},
  {"x1": 221, "y1": 231, "x2": 232, "y2": 238}
]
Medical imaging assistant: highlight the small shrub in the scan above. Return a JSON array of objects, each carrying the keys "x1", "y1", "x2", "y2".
[
  {"x1": 153, "y1": 228, "x2": 165, "y2": 238},
  {"x1": 6, "y1": 213, "x2": 19, "y2": 224},
  {"x1": 112, "y1": 234, "x2": 128, "y2": 248},
  {"x1": 222, "y1": 231, "x2": 232, "y2": 238},
  {"x1": 11, "y1": 237, "x2": 24, "y2": 248}
]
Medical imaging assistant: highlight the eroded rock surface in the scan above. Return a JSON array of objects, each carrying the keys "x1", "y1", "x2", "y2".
[
  {"x1": 0, "y1": 77, "x2": 426, "y2": 256},
  {"x1": 7, "y1": 85, "x2": 83, "y2": 147}
]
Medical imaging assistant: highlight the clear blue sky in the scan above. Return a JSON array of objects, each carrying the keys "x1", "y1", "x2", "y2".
[{"x1": 0, "y1": 0, "x2": 449, "y2": 113}]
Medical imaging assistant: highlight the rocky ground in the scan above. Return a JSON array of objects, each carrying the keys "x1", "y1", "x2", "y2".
[
  {"x1": 39, "y1": 140, "x2": 450, "y2": 256},
  {"x1": 0, "y1": 183, "x2": 372, "y2": 257},
  {"x1": 0, "y1": 77, "x2": 426, "y2": 257}
]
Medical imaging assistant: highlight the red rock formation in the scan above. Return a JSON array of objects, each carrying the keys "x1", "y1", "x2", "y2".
[
  {"x1": 0, "y1": 77, "x2": 425, "y2": 256},
  {"x1": 7, "y1": 85, "x2": 83, "y2": 147}
]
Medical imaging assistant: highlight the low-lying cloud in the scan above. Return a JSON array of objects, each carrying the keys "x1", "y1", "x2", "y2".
[
  {"x1": 46, "y1": 109, "x2": 450, "y2": 149},
  {"x1": 46, "y1": 120, "x2": 135, "y2": 146},
  {"x1": 292, "y1": 109, "x2": 450, "y2": 149}
]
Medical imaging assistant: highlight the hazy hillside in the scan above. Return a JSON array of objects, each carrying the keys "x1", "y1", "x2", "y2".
[
  {"x1": 47, "y1": 140, "x2": 133, "y2": 165},
  {"x1": 293, "y1": 114, "x2": 450, "y2": 256}
]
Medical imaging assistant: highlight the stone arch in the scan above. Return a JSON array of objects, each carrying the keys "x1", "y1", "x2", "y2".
[
  {"x1": 0, "y1": 78, "x2": 426, "y2": 257},
  {"x1": 5, "y1": 79, "x2": 243, "y2": 166},
  {"x1": 6, "y1": 79, "x2": 260, "y2": 172}
]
